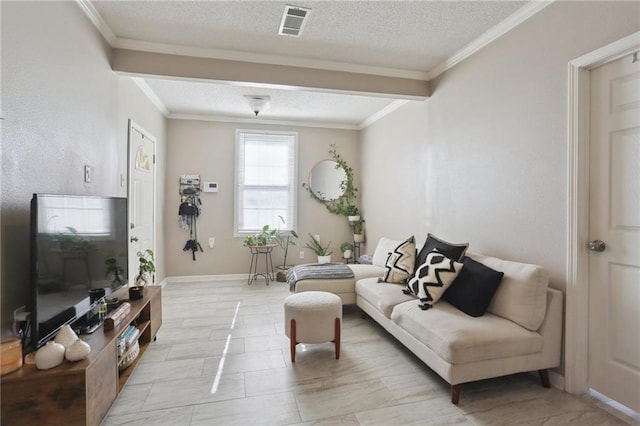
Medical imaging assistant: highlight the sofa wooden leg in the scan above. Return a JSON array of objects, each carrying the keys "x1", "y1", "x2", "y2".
[
  {"x1": 290, "y1": 319, "x2": 296, "y2": 363},
  {"x1": 335, "y1": 318, "x2": 341, "y2": 360},
  {"x1": 538, "y1": 369, "x2": 550, "y2": 388},
  {"x1": 451, "y1": 384, "x2": 461, "y2": 405}
]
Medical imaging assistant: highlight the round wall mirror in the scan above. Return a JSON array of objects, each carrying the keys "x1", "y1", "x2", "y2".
[{"x1": 308, "y1": 160, "x2": 347, "y2": 201}]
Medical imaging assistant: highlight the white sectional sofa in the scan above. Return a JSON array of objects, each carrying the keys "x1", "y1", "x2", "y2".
[{"x1": 292, "y1": 237, "x2": 563, "y2": 404}]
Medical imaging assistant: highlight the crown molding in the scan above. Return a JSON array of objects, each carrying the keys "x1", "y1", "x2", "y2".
[
  {"x1": 168, "y1": 113, "x2": 361, "y2": 130},
  {"x1": 359, "y1": 100, "x2": 410, "y2": 129},
  {"x1": 427, "y1": 0, "x2": 554, "y2": 80},
  {"x1": 130, "y1": 77, "x2": 169, "y2": 117},
  {"x1": 75, "y1": 0, "x2": 116, "y2": 45}
]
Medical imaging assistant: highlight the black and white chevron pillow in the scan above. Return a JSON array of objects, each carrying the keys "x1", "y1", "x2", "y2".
[
  {"x1": 404, "y1": 249, "x2": 463, "y2": 310},
  {"x1": 380, "y1": 236, "x2": 416, "y2": 284}
]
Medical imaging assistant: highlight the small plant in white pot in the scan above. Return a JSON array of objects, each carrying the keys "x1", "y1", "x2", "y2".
[
  {"x1": 305, "y1": 234, "x2": 333, "y2": 264},
  {"x1": 340, "y1": 242, "x2": 354, "y2": 260}
]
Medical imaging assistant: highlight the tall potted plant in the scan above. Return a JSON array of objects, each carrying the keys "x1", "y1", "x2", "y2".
[{"x1": 274, "y1": 216, "x2": 298, "y2": 282}]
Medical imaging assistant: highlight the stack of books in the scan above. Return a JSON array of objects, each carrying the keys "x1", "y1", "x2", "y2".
[{"x1": 117, "y1": 325, "x2": 139, "y2": 357}]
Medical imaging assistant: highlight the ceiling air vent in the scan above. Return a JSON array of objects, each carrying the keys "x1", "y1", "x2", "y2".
[{"x1": 278, "y1": 5, "x2": 311, "y2": 37}]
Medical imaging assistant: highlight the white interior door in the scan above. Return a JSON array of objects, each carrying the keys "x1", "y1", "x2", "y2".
[
  {"x1": 128, "y1": 120, "x2": 156, "y2": 284},
  {"x1": 588, "y1": 54, "x2": 640, "y2": 413}
]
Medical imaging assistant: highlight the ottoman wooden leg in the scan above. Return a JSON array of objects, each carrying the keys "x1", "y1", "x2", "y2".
[
  {"x1": 334, "y1": 318, "x2": 341, "y2": 360},
  {"x1": 290, "y1": 319, "x2": 297, "y2": 363}
]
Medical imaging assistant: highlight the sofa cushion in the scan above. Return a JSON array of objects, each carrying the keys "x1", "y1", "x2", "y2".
[
  {"x1": 381, "y1": 236, "x2": 416, "y2": 283},
  {"x1": 405, "y1": 250, "x2": 463, "y2": 310},
  {"x1": 294, "y1": 264, "x2": 383, "y2": 295},
  {"x1": 415, "y1": 234, "x2": 468, "y2": 272},
  {"x1": 372, "y1": 237, "x2": 405, "y2": 268},
  {"x1": 356, "y1": 277, "x2": 416, "y2": 318},
  {"x1": 443, "y1": 256, "x2": 504, "y2": 317},
  {"x1": 390, "y1": 301, "x2": 543, "y2": 364},
  {"x1": 469, "y1": 253, "x2": 549, "y2": 331}
]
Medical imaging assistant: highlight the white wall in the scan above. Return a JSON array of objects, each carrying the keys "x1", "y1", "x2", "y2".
[
  {"x1": 0, "y1": 2, "x2": 167, "y2": 336},
  {"x1": 164, "y1": 119, "x2": 359, "y2": 277},
  {"x1": 361, "y1": 1, "x2": 639, "y2": 289}
]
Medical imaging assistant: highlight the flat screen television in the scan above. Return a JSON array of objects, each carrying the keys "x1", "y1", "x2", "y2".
[{"x1": 30, "y1": 194, "x2": 129, "y2": 348}]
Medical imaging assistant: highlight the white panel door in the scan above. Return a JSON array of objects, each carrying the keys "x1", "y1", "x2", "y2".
[
  {"x1": 588, "y1": 54, "x2": 640, "y2": 413},
  {"x1": 128, "y1": 120, "x2": 156, "y2": 284}
]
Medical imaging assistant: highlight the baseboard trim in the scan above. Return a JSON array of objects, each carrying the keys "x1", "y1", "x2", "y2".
[{"x1": 165, "y1": 274, "x2": 249, "y2": 283}]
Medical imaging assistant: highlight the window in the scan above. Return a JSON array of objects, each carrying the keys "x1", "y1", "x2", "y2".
[{"x1": 234, "y1": 130, "x2": 298, "y2": 235}]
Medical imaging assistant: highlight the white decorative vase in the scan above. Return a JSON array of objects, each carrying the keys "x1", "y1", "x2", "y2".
[
  {"x1": 65, "y1": 339, "x2": 91, "y2": 362},
  {"x1": 54, "y1": 325, "x2": 79, "y2": 349},
  {"x1": 343, "y1": 250, "x2": 353, "y2": 259},
  {"x1": 347, "y1": 215, "x2": 360, "y2": 222},
  {"x1": 35, "y1": 341, "x2": 65, "y2": 370},
  {"x1": 318, "y1": 255, "x2": 331, "y2": 264}
]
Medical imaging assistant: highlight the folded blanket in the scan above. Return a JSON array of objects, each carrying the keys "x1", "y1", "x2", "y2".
[{"x1": 287, "y1": 263, "x2": 354, "y2": 292}]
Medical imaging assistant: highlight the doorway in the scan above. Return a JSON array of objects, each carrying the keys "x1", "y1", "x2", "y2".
[
  {"x1": 566, "y1": 31, "x2": 640, "y2": 416},
  {"x1": 128, "y1": 120, "x2": 156, "y2": 284}
]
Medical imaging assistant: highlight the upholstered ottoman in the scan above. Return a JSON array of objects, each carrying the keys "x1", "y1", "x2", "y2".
[{"x1": 284, "y1": 291, "x2": 342, "y2": 362}]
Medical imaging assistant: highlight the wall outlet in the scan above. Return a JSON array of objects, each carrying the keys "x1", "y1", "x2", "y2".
[
  {"x1": 299, "y1": 251, "x2": 305, "y2": 259},
  {"x1": 208, "y1": 237, "x2": 215, "y2": 248},
  {"x1": 314, "y1": 234, "x2": 320, "y2": 242},
  {"x1": 84, "y1": 165, "x2": 92, "y2": 183}
]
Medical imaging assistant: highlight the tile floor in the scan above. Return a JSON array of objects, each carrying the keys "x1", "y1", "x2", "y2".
[{"x1": 104, "y1": 279, "x2": 636, "y2": 425}]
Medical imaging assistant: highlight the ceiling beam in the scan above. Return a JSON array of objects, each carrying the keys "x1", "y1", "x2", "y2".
[{"x1": 111, "y1": 49, "x2": 429, "y2": 100}]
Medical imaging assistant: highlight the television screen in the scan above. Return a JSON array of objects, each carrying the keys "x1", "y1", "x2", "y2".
[{"x1": 30, "y1": 194, "x2": 128, "y2": 347}]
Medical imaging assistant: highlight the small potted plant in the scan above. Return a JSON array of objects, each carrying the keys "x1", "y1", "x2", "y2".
[
  {"x1": 344, "y1": 205, "x2": 360, "y2": 223},
  {"x1": 243, "y1": 224, "x2": 277, "y2": 247},
  {"x1": 305, "y1": 234, "x2": 333, "y2": 264},
  {"x1": 340, "y1": 242, "x2": 354, "y2": 260},
  {"x1": 274, "y1": 216, "x2": 298, "y2": 282},
  {"x1": 130, "y1": 249, "x2": 155, "y2": 300},
  {"x1": 353, "y1": 219, "x2": 365, "y2": 243}
]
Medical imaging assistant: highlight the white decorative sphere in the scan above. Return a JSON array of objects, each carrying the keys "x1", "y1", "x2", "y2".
[
  {"x1": 54, "y1": 325, "x2": 78, "y2": 349},
  {"x1": 35, "y1": 341, "x2": 65, "y2": 370},
  {"x1": 65, "y1": 339, "x2": 91, "y2": 362}
]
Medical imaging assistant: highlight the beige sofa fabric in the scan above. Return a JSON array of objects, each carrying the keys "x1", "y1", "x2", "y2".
[
  {"x1": 468, "y1": 253, "x2": 549, "y2": 331},
  {"x1": 389, "y1": 299, "x2": 543, "y2": 364},
  {"x1": 355, "y1": 277, "x2": 415, "y2": 318}
]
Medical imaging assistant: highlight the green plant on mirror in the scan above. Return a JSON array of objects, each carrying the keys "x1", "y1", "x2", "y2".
[
  {"x1": 303, "y1": 144, "x2": 359, "y2": 217},
  {"x1": 305, "y1": 234, "x2": 333, "y2": 256},
  {"x1": 135, "y1": 249, "x2": 155, "y2": 286}
]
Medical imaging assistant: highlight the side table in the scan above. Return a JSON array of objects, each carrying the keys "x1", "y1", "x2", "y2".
[{"x1": 247, "y1": 244, "x2": 277, "y2": 285}]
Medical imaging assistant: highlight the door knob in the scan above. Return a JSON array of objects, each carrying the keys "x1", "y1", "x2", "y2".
[
  {"x1": 588, "y1": 240, "x2": 606, "y2": 252},
  {"x1": 130, "y1": 236, "x2": 139, "y2": 243}
]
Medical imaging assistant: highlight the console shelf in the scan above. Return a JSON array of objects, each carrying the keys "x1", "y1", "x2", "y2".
[{"x1": 0, "y1": 286, "x2": 162, "y2": 426}]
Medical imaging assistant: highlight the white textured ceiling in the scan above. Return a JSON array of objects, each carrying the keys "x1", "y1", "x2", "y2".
[{"x1": 88, "y1": 0, "x2": 531, "y2": 127}]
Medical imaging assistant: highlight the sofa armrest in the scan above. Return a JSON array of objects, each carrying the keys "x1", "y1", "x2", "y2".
[{"x1": 537, "y1": 288, "x2": 563, "y2": 368}]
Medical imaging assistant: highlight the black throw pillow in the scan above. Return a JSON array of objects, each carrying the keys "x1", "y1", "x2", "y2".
[
  {"x1": 415, "y1": 233, "x2": 468, "y2": 270},
  {"x1": 443, "y1": 256, "x2": 504, "y2": 317}
]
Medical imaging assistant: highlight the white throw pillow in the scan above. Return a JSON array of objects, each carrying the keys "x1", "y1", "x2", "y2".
[{"x1": 405, "y1": 250, "x2": 463, "y2": 310}]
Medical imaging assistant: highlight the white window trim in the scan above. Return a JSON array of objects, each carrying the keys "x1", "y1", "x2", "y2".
[{"x1": 233, "y1": 129, "x2": 298, "y2": 237}]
